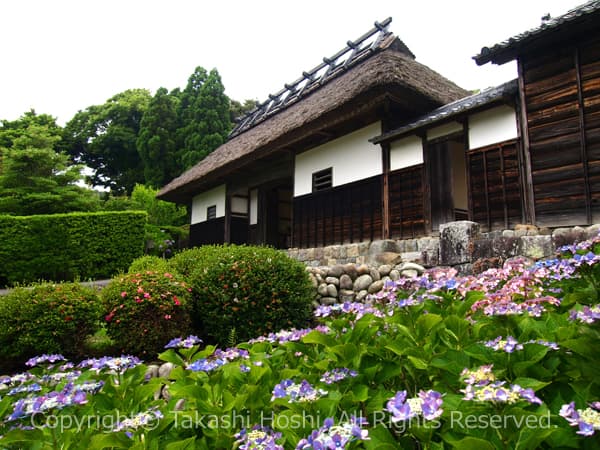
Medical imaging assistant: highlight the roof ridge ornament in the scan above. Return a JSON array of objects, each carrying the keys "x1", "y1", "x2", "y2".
[{"x1": 228, "y1": 17, "x2": 394, "y2": 139}]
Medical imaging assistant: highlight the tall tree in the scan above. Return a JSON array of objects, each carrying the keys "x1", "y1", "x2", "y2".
[
  {"x1": 60, "y1": 89, "x2": 151, "y2": 194},
  {"x1": 0, "y1": 124, "x2": 100, "y2": 215},
  {"x1": 136, "y1": 87, "x2": 181, "y2": 188},
  {"x1": 176, "y1": 67, "x2": 231, "y2": 170},
  {"x1": 229, "y1": 98, "x2": 259, "y2": 124}
]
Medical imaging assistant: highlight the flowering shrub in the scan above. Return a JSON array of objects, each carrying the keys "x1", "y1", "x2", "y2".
[
  {"x1": 101, "y1": 271, "x2": 192, "y2": 356},
  {"x1": 127, "y1": 255, "x2": 171, "y2": 274},
  {"x1": 5, "y1": 233, "x2": 600, "y2": 448},
  {"x1": 0, "y1": 282, "x2": 101, "y2": 372},
  {"x1": 173, "y1": 245, "x2": 314, "y2": 345}
]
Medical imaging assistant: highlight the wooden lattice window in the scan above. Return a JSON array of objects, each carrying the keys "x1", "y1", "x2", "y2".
[
  {"x1": 206, "y1": 205, "x2": 217, "y2": 221},
  {"x1": 312, "y1": 168, "x2": 333, "y2": 192}
]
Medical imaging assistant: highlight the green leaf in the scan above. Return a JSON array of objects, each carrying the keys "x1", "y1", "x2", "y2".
[
  {"x1": 416, "y1": 313, "x2": 443, "y2": 338},
  {"x1": 408, "y1": 355, "x2": 428, "y2": 370},
  {"x1": 447, "y1": 437, "x2": 496, "y2": 450},
  {"x1": 301, "y1": 330, "x2": 337, "y2": 347}
]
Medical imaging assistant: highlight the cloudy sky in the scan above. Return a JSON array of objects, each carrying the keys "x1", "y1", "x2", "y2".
[{"x1": 0, "y1": 0, "x2": 583, "y2": 124}]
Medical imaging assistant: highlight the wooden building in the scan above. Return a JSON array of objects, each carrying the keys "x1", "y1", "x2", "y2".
[{"x1": 158, "y1": 1, "x2": 600, "y2": 249}]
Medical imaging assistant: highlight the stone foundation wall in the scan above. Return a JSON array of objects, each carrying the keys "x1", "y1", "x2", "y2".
[{"x1": 287, "y1": 221, "x2": 600, "y2": 305}]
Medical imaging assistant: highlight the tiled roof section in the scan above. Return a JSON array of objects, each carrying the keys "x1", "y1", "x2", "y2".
[
  {"x1": 229, "y1": 17, "x2": 403, "y2": 138},
  {"x1": 371, "y1": 79, "x2": 518, "y2": 144},
  {"x1": 474, "y1": 0, "x2": 600, "y2": 65}
]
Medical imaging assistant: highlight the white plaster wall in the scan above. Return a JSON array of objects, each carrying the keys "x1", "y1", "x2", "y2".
[
  {"x1": 427, "y1": 122, "x2": 463, "y2": 140},
  {"x1": 468, "y1": 106, "x2": 517, "y2": 149},
  {"x1": 249, "y1": 189, "x2": 258, "y2": 225},
  {"x1": 294, "y1": 122, "x2": 382, "y2": 197},
  {"x1": 191, "y1": 184, "x2": 226, "y2": 224},
  {"x1": 390, "y1": 135, "x2": 423, "y2": 171}
]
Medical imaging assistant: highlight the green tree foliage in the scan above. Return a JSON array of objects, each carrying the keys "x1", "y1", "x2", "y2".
[
  {"x1": 0, "y1": 123, "x2": 100, "y2": 215},
  {"x1": 130, "y1": 184, "x2": 187, "y2": 226},
  {"x1": 61, "y1": 89, "x2": 151, "y2": 194},
  {"x1": 0, "y1": 110, "x2": 62, "y2": 151},
  {"x1": 176, "y1": 67, "x2": 232, "y2": 170},
  {"x1": 229, "y1": 98, "x2": 258, "y2": 123},
  {"x1": 136, "y1": 87, "x2": 181, "y2": 188}
]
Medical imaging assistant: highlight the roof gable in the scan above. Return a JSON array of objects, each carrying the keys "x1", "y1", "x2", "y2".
[
  {"x1": 474, "y1": 0, "x2": 600, "y2": 65},
  {"x1": 229, "y1": 18, "x2": 413, "y2": 139}
]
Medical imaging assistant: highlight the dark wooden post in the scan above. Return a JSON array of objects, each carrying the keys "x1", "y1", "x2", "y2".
[
  {"x1": 516, "y1": 59, "x2": 536, "y2": 225},
  {"x1": 381, "y1": 142, "x2": 391, "y2": 239},
  {"x1": 224, "y1": 186, "x2": 231, "y2": 244}
]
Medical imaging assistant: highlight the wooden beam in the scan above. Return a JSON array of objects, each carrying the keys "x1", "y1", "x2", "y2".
[
  {"x1": 574, "y1": 46, "x2": 592, "y2": 225},
  {"x1": 224, "y1": 187, "x2": 231, "y2": 244},
  {"x1": 517, "y1": 59, "x2": 536, "y2": 225}
]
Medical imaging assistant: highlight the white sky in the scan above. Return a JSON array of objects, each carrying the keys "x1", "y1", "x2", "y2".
[{"x1": 0, "y1": 0, "x2": 584, "y2": 125}]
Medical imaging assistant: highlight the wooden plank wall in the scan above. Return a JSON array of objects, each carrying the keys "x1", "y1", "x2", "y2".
[
  {"x1": 522, "y1": 36, "x2": 600, "y2": 226},
  {"x1": 189, "y1": 218, "x2": 225, "y2": 247},
  {"x1": 467, "y1": 139, "x2": 523, "y2": 232},
  {"x1": 292, "y1": 175, "x2": 382, "y2": 248},
  {"x1": 388, "y1": 165, "x2": 426, "y2": 239}
]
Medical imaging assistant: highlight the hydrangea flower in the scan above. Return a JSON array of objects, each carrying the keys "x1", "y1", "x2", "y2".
[
  {"x1": 78, "y1": 356, "x2": 142, "y2": 373},
  {"x1": 7, "y1": 385, "x2": 88, "y2": 421},
  {"x1": 113, "y1": 408, "x2": 163, "y2": 433},
  {"x1": 164, "y1": 335, "x2": 203, "y2": 349},
  {"x1": 560, "y1": 401, "x2": 600, "y2": 436},
  {"x1": 569, "y1": 305, "x2": 600, "y2": 324},
  {"x1": 40, "y1": 370, "x2": 82, "y2": 385},
  {"x1": 296, "y1": 417, "x2": 369, "y2": 449},
  {"x1": 271, "y1": 379, "x2": 327, "y2": 403},
  {"x1": 248, "y1": 326, "x2": 330, "y2": 345},
  {"x1": 25, "y1": 354, "x2": 66, "y2": 367},
  {"x1": 7, "y1": 383, "x2": 42, "y2": 396},
  {"x1": 386, "y1": 390, "x2": 443, "y2": 422},
  {"x1": 234, "y1": 425, "x2": 284, "y2": 449},
  {"x1": 320, "y1": 368, "x2": 357, "y2": 385},
  {"x1": 186, "y1": 347, "x2": 249, "y2": 373},
  {"x1": 461, "y1": 365, "x2": 541, "y2": 405},
  {"x1": 187, "y1": 358, "x2": 225, "y2": 372},
  {"x1": 483, "y1": 336, "x2": 523, "y2": 353}
]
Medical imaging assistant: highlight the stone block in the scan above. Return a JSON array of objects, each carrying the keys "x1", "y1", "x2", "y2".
[
  {"x1": 353, "y1": 274, "x2": 373, "y2": 292},
  {"x1": 439, "y1": 221, "x2": 480, "y2": 265},
  {"x1": 369, "y1": 239, "x2": 399, "y2": 255},
  {"x1": 339, "y1": 274, "x2": 353, "y2": 290},
  {"x1": 518, "y1": 235, "x2": 553, "y2": 260},
  {"x1": 400, "y1": 251, "x2": 423, "y2": 264}
]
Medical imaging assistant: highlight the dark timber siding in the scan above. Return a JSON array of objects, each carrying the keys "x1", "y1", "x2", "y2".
[
  {"x1": 292, "y1": 175, "x2": 382, "y2": 248},
  {"x1": 522, "y1": 36, "x2": 600, "y2": 226},
  {"x1": 468, "y1": 139, "x2": 523, "y2": 231},
  {"x1": 190, "y1": 218, "x2": 225, "y2": 247},
  {"x1": 388, "y1": 165, "x2": 426, "y2": 239}
]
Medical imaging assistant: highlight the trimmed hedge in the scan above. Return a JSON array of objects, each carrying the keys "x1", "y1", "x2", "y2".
[
  {"x1": 171, "y1": 245, "x2": 315, "y2": 345},
  {"x1": 0, "y1": 211, "x2": 147, "y2": 286},
  {"x1": 0, "y1": 282, "x2": 102, "y2": 372}
]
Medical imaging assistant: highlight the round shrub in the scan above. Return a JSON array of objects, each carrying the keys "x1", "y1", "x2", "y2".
[
  {"x1": 169, "y1": 247, "x2": 206, "y2": 278},
  {"x1": 101, "y1": 271, "x2": 192, "y2": 357},
  {"x1": 0, "y1": 282, "x2": 102, "y2": 371},
  {"x1": 179, "y1": 245, "x2": 314, "y2": 345},
  {"x1": 128, "y1": 255, "x2": 172, "y2": 274}
]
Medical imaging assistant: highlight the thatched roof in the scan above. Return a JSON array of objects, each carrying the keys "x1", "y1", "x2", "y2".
[
  {"x1": 474, "y1": 0, "x2": 600, "y2": 66},
  {"x1": 158, "y1": 24, "x2": 468, "y2": 203}
]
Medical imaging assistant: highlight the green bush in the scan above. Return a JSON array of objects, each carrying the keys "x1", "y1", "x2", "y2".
[
  {"x1": 175, "y1": 245, "x2": 314, "y2": 345},
  {"x1": 101, "y1": 271, "x2": 193, "y2": 357},
  {"x1": 128, "y1": 255, "x2": 172, "y2": 274},
  {"x1": 0, "y1": 211, "x2": 147, "y2": 286},
  {"x1": 0, "y1": 282, "x2": 102, "y2": 371}
]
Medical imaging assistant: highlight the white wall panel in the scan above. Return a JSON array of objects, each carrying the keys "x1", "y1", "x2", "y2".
[
  {"x1": 468, "y1": 105, "x2": 518, "y2": 149},
  {"x1": 294, "y1": 122, "x2": 382, "y2": 197},
  {"x1": 390, "y1": 135, "x2": 423, "y2": 171},
  {"x1": 191, "y1": 184, "x2": 226, "y2": 224}
]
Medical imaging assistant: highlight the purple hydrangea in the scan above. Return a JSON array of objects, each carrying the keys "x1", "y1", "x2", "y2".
[
  {"x1": 248, "y1": 326, "x2": 330, "y2": 345},
  {"x1": 271, "y1": 379, "x2": 327, "y2": 403},
  {"x1": 320, "y1": 368, "x2": 358, "y2": 385},
  {"x1": 560, "y1": 401, "x2": 600, "y2": 436},
  {"x1": 78, "y1": 356, "x2": 142, "y2": 373},
  {"x1": 296, "y1": 416, "x2": 369, "y2": 449},
  {"x1": 7, "y1": 385, "x2": 88, "y2": 421},
  {"x1": 569, "y1": 305, "x2": 600, "y2": 324},
  {"x1": 483, "y1": 336, "x2": 523, "y2": 353},
  {"x1": 25, "y1": 354, "x2": 66, "y2": 367},
  {"x1": 113, "y1": 408, "x2": 163, "y2": 433},
  {"x1": 461, "y1": 366, "x2": 542, "y2": 405},
  {"x1": 234, "y1": 425, "x2": 284, "y2": 449},
  {"x1": 164, "y1": 335, "x2": 203, "y2": 349},
  {"x1": 386, "y1": 390, "x2": 444, "y2": 422}
]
